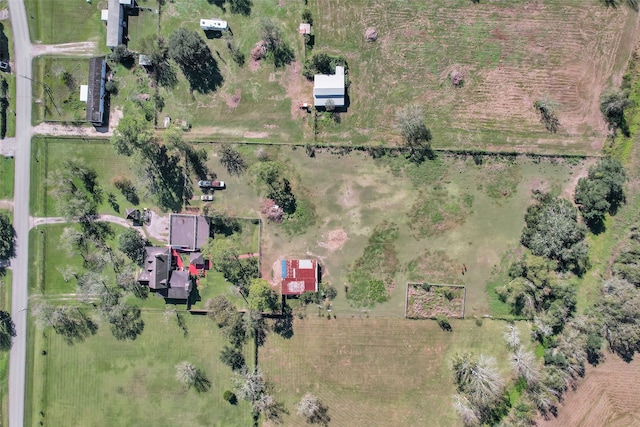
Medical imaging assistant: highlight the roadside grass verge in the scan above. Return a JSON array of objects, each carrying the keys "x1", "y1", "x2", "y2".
[
  {"x1": 0, "y1": 269, "x2": 11, "y2": 426},
  {"x1": 0, "y1": 156, "x2": 13, "y2": 199}
]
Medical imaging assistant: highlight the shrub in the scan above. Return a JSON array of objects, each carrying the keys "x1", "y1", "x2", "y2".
[{"x1": 223, "y1": 390, "x2": 238, "y2": 404}]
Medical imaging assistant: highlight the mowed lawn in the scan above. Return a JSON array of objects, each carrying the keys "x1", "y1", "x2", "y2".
[
  {"x1": 204, "y1": 145, "x2": 577, "y2": 316},
  {"x1": 260, "y1": 317, "x2": 531, "y2": 427},
  {"x1": 26, "y1": 312, "x2": 254, "y2": 427},
  {"x1": 24, "y1": 0, "x2": 107, "y2": 45},
  {"x1": 0, "y1": 156, "x2": 13, "y2": 199},
  {"x1": 30, "y1": 138, "x2": 150, "y2": 217},
  {"x1": 309, "y1": 0, "x2": 635, "y2": 153}
]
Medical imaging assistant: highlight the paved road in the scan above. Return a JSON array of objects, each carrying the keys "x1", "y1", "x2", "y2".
[{"x1": 8, "y1": 0, "x2": 32, "y2": 426}]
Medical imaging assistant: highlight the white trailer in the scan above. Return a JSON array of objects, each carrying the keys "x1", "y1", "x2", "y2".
[{"x1": 200, "y1": 19, "x2": 228, "y2": 31}]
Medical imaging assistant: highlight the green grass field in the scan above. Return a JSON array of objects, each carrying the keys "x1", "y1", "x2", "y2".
[
  {"x1": 32, "y1": 56, "x2": 90, "y2": 122},
  {"x1": 30, "y1": 137, "x2": 153, "y2": 217},
  {"x1": 260, "y1": 317, "x2": 532, "y2": 426},
  {"x1": 0, "y1": 156, "x2": 14, "y2": 199},
  {"x1": 25, "y1": 311, "x2": 255, "y2": 427},
  {"x1": 24, "y1": 0, "x2": 107, "y2": 45}
]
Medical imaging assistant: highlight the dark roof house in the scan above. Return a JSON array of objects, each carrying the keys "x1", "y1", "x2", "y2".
[
  {"x1": 138, "y1": 247, "x2": 193, "y2": 301},
  {"x1": 138, "y1": 247, "x2": 171, "y2": 290},
  {"x1": 86, "y1": 57, "x2": 107, "y2": 125},
  {"x1": 169, "y1": 214, "x2": 210, "y2": 251},
  {"x1": 281, "y1": 259, "x2": 319, "y2": 295}
]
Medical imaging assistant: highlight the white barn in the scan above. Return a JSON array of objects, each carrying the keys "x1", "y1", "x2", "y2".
[
  {"x1": 200, "y1": 19, "x2": 228, "y2": 31},
  {"x1": 313, "y1": 65, "x2": 345, "y2": 108}
]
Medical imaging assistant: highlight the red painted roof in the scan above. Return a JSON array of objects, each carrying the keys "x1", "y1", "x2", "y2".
[
  {"x1": 172, "y1": 249, "x2": 184, "y2": 268},
  {"x1": 281, "y1": 259, "x2": 318, "y2": 295}
]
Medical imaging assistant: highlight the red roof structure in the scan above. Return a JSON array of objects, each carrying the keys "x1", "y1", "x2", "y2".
[{"x1": 281, "y1": 259, "x2": 318, "y2": 295}]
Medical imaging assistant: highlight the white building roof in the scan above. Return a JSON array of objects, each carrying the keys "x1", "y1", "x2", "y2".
[
  {"x1": 101, "y1": 9, "x2": 109, "y2": 21},
  {"x1": 200, "y1": 19, "x2": 228, "y2": 30},
  {"x1": 79, "y1": 85, "x2": 88, "y2": 102},
  {"x1": 106, "y1": 0, "x2": 123, "y2": 48},
  {"x1": 313, "y1": 66, "x2": 345, "y2": 107}
]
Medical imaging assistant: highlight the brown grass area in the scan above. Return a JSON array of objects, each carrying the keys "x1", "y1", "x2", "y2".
[{"x1": 538, "y1": 355, "x2": 640, "y2": 427}]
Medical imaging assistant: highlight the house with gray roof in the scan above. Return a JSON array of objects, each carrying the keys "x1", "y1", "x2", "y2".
[
  {"x1": 106, "y1": 0, "x2": 135, "y2": 48},
  {"x1": 138, "y1": 247, "x2": 193, "y2": 302},
  {"x1": 313, "y1": 65, "x2": 345, "y2": 108},
  {"x1": 85, "y1": 57, "x2": 106, "y2": 125},
  {"x1": 169, "y1": 214, "x2": 210, "y2": 251}
]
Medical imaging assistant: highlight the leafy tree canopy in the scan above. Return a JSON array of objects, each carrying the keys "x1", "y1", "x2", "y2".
[
  {"x1": 118, "y1": 228, "x2": 149, "y2": 266},
  {"x1": 521, "y1": 194, "x2": 588, "y2": 273},
  {"x1": 0, "y1": 212, "x2": 14, "y2": 259},
  {"x1": 247, "y1": 278, "x2": 279, "y2": 313}
]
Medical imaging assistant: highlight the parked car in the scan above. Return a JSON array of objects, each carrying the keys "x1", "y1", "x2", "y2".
[
  {"x1": 212, "y1": 181, "x2": 225, "y2": 189},
  {"x1": 201, "y1": 195, "x2": 214, "y2": 201},
  {"x1": 0, "y1": 62, "x2": 9, "y2": 72},
  {"x1": 198, "y1": 180, "x2": 212, "y2": 188}
]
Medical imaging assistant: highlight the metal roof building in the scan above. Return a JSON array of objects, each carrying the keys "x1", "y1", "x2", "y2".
[
  {"x1": 281, "y1": 259, "x2": 319, "y2": 295},
  {"x1": 106, "y1": 0, "x2": 124, "y2": 48},
  {"x1": 85, "y1": 57, "x2": 106, "y2": 125},
  {"x1": 169, "y1": 214, "x2": 210, "y2": 251},
  {"x1": 313, "y1": 66, "x2": 345, "y2": 108}
]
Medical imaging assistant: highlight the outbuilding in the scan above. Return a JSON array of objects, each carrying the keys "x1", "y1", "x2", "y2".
[
  {"x1": 313, "y1": 65, "x2": 345, "y2": 108},
  {"x1": 281, "y1": 259, "x2": 319, "y2": 295}
]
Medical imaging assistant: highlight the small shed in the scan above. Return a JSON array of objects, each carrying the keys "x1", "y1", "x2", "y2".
[
  {"x1": 200, "y1": 19, "x2": 228, "y2": 31},
  {"x1": 139, "y1": 54, "x2": 152, "y2": 66},
  {"x1": 101, "y1": 9, "x2": 109, "y2": 21},
  {"x1": 298, "y1": 23, "x2": 311, "y2": 34},
  {"x1": 79, "y1": 85, "x2": 88, "y2": 102}
]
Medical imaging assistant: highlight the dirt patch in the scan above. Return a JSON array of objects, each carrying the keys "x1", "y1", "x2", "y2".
[
  {"x1": 561, "y1": 158, "x2": 596, "y2": 201},
  {"x1": 537, "y1": 354, "x2": 640, "y2": 427},
  {"x1": 281, "y1": 61, "x2": 310, "y2": 120},
  {"x1": 226, "y1": 89, "x2": 241, "y2": 109},
  {"x1": 31, "y1": 41, "x2": 98, "y2": 57},
  {"x1": 143, "y1": 210, "x2": 170, "y2": 242},
  {"x1": 318, "y1": 229, "x2": 348, "y2": 252},
  {"x1": 406, "y1": 284, "x2": 465, "y2": 318},
  {"x1": 527, "y1": 177, "x2": 550, "y2": 194},
  {"x1": 243, "y1": 131, "x2": 269, "y2": 139}
]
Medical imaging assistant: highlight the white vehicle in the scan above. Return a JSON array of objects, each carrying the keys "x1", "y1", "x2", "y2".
[
  {"x1": 201, "y1": 195, "x2": 214, "y2": 201},
  {"x1": 200, "y1": 19, "x2": 228, "y2": 32}
]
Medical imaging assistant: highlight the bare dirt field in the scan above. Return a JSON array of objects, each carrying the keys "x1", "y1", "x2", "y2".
[{"x1": 538, "y1": 354, "x2": 640, "y2": 427}]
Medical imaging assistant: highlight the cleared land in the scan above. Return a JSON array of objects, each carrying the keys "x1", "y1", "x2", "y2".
[
  {"x1": 537, "y1": 355, "x2": 640, "y2": 427},
  {"x1": 260, "y1": 317, "x2": 531, "y2": 427}
]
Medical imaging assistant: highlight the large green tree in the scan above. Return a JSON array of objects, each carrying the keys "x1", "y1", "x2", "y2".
[
  {"x1": 574, "y1": 158, "x2": 627, "y2": 230},
  {"x1": 521, "y1": 195, "x2": 588, "y2": 273},
  {"x1": 118, "y1": 228, "x2": 149, "y2": 266},
  {"x1": 110, "y1": 110, "x2": 154, "y2": 156},
  {"x1": 0, "y1": 310, "x2": 15, "y2": 351},
  {"x1": 168, "y1": 28, "x2": 210, "y2": 68},
  {"x1": 247, "y1": 278, "x2": 279, "y2": 313},
  {"x1": 0, "y1": 212, "x2": 14, "y2": 259},
  {"x1": 600, "y1": 88, "x2": 632, "y2": 136},
  {"x1": 396, "y1": 104, "x2": 433, "y2": 164}
]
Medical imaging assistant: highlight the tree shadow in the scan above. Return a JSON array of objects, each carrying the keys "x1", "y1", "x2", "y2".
[
  {"x1": 271, "y1": 304, "x2": 294, "y2": 339},
  {"x1": 210, "y1": 215, "x2": 242, "y2": 237},
  {"x1": 0, "y1": 23, "x2": 9, "y2": 61},
  {"x1": 179, "y1": 49, "x2": 223, "y2": 94},
  {"x1": 586, "y1": 219, "x2": 606, "y2": 235},
  {"x1": 187, "y1": 146, "x2": 209, "y2": 180},
  {"x1": 0, "y1": 310, "x2": 16, "y2": 351},
  {"x1": 194, "y1": 369, "x2": 212, "y2": 393}
]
